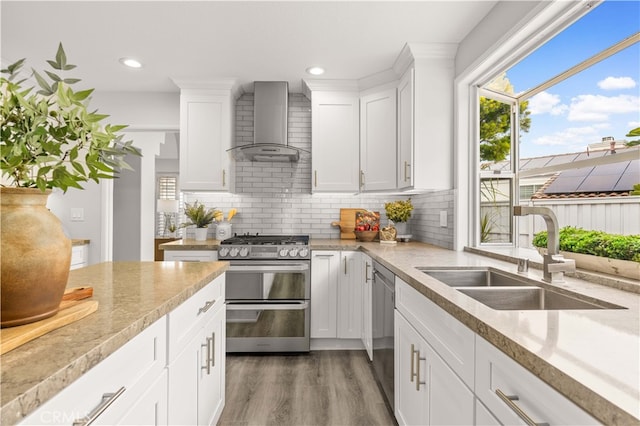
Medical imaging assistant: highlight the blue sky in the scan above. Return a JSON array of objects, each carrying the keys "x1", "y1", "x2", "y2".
[{"x1": 505, "y1": 0, "x2": 639, "y2": 159}]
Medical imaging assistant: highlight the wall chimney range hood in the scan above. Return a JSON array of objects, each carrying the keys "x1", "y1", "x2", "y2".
[{"x1": 228, "y1": 81, "x2": 309, "y2": 162}]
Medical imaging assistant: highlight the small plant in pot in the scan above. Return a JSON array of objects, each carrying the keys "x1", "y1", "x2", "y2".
[
  {"x1": 384, "y1": 198, "x2": 413, "y2": 236},
  {"x1": 181, "y1": 201, "x2": 222, "y2": 241},
  {"x1": 0, "y1": 44, "x2": 141, "y2": 327}
]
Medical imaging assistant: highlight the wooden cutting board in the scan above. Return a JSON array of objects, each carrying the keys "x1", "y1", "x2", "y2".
[
  {"x1": 0, "y1": 287, "x2": 97, "y2": 355},
  {"x1": 331, "y1": 208, "x2": 367, "y2": 239}
]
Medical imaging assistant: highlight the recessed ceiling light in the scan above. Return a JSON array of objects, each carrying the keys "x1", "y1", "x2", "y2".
[
  {"x1": 306, "y1": 66, "x2": 325, "y2": 76},
  {"x1": 119, "y1": 57, "x2": 143, "y2": 69}
]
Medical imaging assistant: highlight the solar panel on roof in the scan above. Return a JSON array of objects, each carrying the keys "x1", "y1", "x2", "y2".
[
  {"x1": 577, "y1": 174, "x2": 622, "y2": 192},
  {"x1": 613, "y1": 160, "x2": 640, "y2": 191},
  {"x1": 545, "y1": 176, "x2": 587, "y2": 194}
]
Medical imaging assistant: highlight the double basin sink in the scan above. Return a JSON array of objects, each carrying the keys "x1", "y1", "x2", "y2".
[{"x1": 419, "y1": 267, "x2": 625, "y2": 311}]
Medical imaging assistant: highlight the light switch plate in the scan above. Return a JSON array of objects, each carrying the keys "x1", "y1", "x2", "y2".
[
  {"x1": 439, "y1": 210, "x2": 447, "y2": 227},
  {"x1": 71, "y1": 208, "x2": 84, "y2": 222}
]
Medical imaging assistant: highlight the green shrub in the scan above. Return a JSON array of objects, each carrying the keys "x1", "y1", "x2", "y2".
[{"x1": 532, "y1": 226, "x2": 640, "y2": 263}]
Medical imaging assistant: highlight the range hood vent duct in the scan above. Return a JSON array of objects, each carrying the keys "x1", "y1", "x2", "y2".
[{"x1": 228, "y1": 81, "x2": 309, "y2": 162}]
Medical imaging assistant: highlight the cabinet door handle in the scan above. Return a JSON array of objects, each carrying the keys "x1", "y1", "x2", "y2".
[
  {"x1": 202, "y1": 336, "x2": 213, "y2": 374},
  {"x1": 360, "y1": 170, "x2": 365, "y2": 188},
  {"x1": 314, "y1": 170, "x2": 318, "y2": 187},
  {"x1": 404, "y1": 161, "x2": 411, "y2": 182},
  {"x1": 410, "y1": 343, "x2": 416, "y2": 382},
  {"x1": 211, "y1": 332, "x2": 216, "y2": 368},
  {"x1": 198, "y1": 299, "x2": 216, "y2": 315},
  {"x1": 495, "y1": 389, "x2": 549, "y2": 426},
  {"x1": 344, "y1": 256, "x2": 348, "y2": 275},
  {"x1": 72, "y1": 386, "x2": 126, "y2": 426},
  {"x1": 365, "y1": 262, "x2": 372, "y2": 282},
  {"x1": 222, "y1": 169, "x2": 226, "y2": 187},
  {"x1": 415, "y1": 349, "x2": 426, "y2": 391}
]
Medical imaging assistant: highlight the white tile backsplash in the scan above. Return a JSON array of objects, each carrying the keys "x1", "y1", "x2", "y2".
[{"x1": 181, "y1": 92, "x2": 454, "y2": 248}]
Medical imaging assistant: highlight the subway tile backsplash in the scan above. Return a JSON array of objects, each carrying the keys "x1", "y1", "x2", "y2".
[{"x1": 181, "y1": 92, "x2": 454, "y2": 249}]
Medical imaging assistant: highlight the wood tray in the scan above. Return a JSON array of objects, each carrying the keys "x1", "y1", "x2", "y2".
[
  {"x1": 331, "y1": 208, "x2": 367, "y2": 239},
  {"x1": 0, "y1": 287, "x2": 97, "y2": 355}
]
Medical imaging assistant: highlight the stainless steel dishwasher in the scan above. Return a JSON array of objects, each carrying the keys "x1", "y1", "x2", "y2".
[{"x1": 372, "y1": 260, "x2": 395, "y2": 410}]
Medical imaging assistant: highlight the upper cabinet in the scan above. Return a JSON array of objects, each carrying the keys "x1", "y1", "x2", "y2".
[
  {"x1": 397, "y1": 68, "x2": 414, "y2": 190},
  {"x1": 394, "y1": 44, "x2": 456, "y2": 191},
  {"x1": 308, "y1": 85, "x2": 360, "y2": 192},
  {"x1": 174, "y1": 81, "x2": 237, "y2": 192},
  {"x1": 360, "y1": 87, "x2": 397, "y2": 192}
]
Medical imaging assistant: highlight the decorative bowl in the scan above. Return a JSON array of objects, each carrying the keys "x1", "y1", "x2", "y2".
[{"x1": 355, "y1": 230, "x2": 378, "y2": 242}]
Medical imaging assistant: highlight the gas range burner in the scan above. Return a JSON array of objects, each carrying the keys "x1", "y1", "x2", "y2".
[
  {"x1": 218, "y1": 234, "x2": 310, "y2": 260},
  {"x1": 221, "y1": 234, "x2": 309, "y2": 246}
]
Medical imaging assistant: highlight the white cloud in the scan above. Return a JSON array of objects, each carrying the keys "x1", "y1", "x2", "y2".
[
  {"x1": 532, "y1": 125, "x2": 610, "y2": 147},
  {"x1": 567, "y1": 94, "x2": 640, "y2": 121},
  {"x1": 628, "y1": 121, "x2": 640, "y2": 128},
  {"x1": 528, "y1": 91, "x2": 568, "y2": 115},
  {"x1": 597, "y1": 76, "x2": 637, "y2": 90}
]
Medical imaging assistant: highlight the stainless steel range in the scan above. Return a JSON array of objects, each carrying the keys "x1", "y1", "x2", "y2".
[{"x1": 220, "y1": 235, "x2": 310, "y2": 353}]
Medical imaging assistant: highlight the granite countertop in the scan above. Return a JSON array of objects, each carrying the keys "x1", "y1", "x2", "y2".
[
  {"x1": 71, "y1": 238, "x2": 90, "y2": 246},
  {"x1": 0, "y1": 261, "x2": 228, "y2": 425},
  {"x1": 160, "y1": 238, "x2": 221, "y2": 250},
  {"x1": 311, "y1": 239, "x2": 639, "y2": 425}
]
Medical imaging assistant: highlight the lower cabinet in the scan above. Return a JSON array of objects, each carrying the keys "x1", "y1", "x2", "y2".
[
  {"x1": 475, "y1": 336, "x2": 599, "y2": 425},
  {"x1": 20, "y1": 274, "x2": 226, "y2": 426},
  {"x1": 395, "y1": 311, "x2": 474, "y2": 426},
  {"x1": 310, "y1": 250, "x2": 362, "y2": 340},
  {"x1": 167, "y1": 274, "x2": 226, "y2": 426}
]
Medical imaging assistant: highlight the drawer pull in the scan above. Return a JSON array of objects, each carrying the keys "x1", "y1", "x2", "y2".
[
  {"x1": 198, "y1": 299, "x2": 216, "y2": 315},
  {"x1": 72, "y1": 386, "x2": 125, "y2": 426},
  {"x1": 414, "y1": 348, "x2": 426, "y2": 391},
  {"x1": 495, "y1": 389, "x2": 549, "y2": 426}
]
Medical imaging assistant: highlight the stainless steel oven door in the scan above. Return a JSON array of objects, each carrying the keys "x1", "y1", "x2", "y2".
[
  {"x1": 226, "y1": 261, "x2": 310, "y2": 301},
  {"x1": 226, "y1": 301, "x2": 310, "y2": 352}
]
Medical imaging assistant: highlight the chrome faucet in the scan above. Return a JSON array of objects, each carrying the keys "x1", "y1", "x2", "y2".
[{"x1": 513, "y1": 206, "x2": 575, "y2": 283}]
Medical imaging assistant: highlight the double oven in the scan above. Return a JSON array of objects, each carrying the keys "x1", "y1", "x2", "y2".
[{"x1": 218, "y1": 235, "x2": 310, "y2": 353}]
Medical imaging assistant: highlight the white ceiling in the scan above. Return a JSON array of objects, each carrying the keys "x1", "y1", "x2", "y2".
[{"x1": 1, "y1": 1, "x2": 497, "y2": 94}]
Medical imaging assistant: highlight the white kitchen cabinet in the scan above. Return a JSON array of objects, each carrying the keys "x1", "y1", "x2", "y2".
[
  {"x1": 475, "y1": 336, "x2": 599, "y2": 426},
  {"x1": 167, "y1": 273, "x2": 225, "y2": 426},
  {"x1": 360, "y1": 88, "x2": 397, "y2": 191},
  {"x1": 163, "y1": 249, "x2": 218, "y2": 262},
  {"x1": 70, "y1": 243, "x2": 89, "y2": 270},
  {"x1": 361, "y1": 254, "x2": 373, "y2": 360},
  {"x1": 395, "y1": 311, "x2": 474, "y2": 426},
  {"x1": 179, "y1": 89, "x2": 233, "y2": 191},
  {"x1": 310, "y1": 250, "x2": 362, "y2": 340},
  {"x1": 20, "y1": 317, "x2": 167, "y2": 425},
  {"x1": 396, "y1": 67, "x2": 414, "y2": 190},
  {"x1": 310, "y1": 91, "x2": 360, "y2": 192}
]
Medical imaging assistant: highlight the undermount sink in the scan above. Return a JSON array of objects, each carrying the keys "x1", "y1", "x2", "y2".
[
  {"x1": 419, "y1": 267, "x2": 626, "y2": 311},
  {"x1": 420, "y1": 267, "x2": 531, "y2": 287}
]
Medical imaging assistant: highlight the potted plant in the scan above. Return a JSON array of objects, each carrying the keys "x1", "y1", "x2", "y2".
[
  {"x1": 1, "y1": 44, "x2": 141, "y2": 327},
  {"x1": 181, "y1": 201, "x2": 222, "y2": 241},
  {"x1": 384, "y1": 198, "x2": 413, "y2": 236}
]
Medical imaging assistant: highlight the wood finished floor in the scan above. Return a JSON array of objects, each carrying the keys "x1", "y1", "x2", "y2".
[{"x1": 218, "y1": 350, "x2": 396, "y2": 426}]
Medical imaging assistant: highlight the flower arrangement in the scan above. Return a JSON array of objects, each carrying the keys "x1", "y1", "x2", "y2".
[
  {"x1": 182, "y1": 201, "x2": 222, "y2": 228},
  {"x1": 384, "y1": 198, "x2": 413, "y2": 223}
]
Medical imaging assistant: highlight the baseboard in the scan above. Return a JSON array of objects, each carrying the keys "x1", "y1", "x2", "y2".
[{"x1": 310, "y1": 338, "x2": 365, "y2": 351}]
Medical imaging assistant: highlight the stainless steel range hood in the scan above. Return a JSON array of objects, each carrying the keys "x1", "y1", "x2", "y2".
[{"x1": 228, "y1": 81, "x2": 309, "y2": 162}]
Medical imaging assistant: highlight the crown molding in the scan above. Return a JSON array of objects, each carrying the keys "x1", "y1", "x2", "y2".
[
  {"x1": 393, "y1": 42, "x2": 458, "y2": 77},
  {"x1": 171, "y1": 78, "x2": 241, "y2": 97}
]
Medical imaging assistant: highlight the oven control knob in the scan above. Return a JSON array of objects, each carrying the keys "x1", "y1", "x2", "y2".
[
  {"x1": 219, "y1": 247, "x2": 229, "y2": 257},
  {"x1": 229, "y1": 248, "x2": 240, "y2": 257},
  {"x1": 298, "y1": 248, "x2": 309, "y2": 258},
  {"x1": 279, "y1": 248, "x2": 289, "y2": 257},
  {"x1": 289, "y1": 248, "x2": 299, "y2": 257},
  {"x1": 239, "y1": 247, "x2": 249, "y2": 258}
]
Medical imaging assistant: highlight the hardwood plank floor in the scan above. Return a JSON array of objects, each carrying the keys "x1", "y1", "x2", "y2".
[{"x1": 218, "y1": 350, "x2": 396, "y2": 426}]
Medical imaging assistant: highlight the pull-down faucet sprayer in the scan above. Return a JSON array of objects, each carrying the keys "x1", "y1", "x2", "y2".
[{"x1": 513, "y1": 206, "x2": 575, "y2": 283}]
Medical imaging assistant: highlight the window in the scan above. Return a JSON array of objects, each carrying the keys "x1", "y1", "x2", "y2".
[
  {"x1": 476, "y1": 1, "x2": 639, "y2": 247},
  {"x1": 157, "y1": 175, "x2": 180, "y2": 237}
]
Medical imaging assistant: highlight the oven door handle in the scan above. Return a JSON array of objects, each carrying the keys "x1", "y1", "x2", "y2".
[
  {"x1": 228, "y1": 264, "x2": 309, "y2": 272},
  {"x1": 226, "y1": 301, "x2": 309, "y2": 311}
]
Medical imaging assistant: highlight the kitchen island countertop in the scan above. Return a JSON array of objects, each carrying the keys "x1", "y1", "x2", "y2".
[{"x1": 0, "y1": 261, "x2": 228, "y2": 425}]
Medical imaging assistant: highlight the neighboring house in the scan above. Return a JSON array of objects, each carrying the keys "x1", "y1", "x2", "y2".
[{"x1": 481, "y1": 142, "x2": 640, "y2": 246}]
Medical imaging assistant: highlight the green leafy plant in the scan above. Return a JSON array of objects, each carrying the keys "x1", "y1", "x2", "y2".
[
  {"x1": 1, "y1": 43, "x2": 141, "y2": 192},
  {"x1": 182, "y1": 201, "x2": 222, "y2": 228},
  {"x1": 532, "y1": 226, "x2": 640, "y2": 263},
  {"x1": 630, "y1": 183, "x2": 640, "y2": 196},
  {"x1": 384, "y1": 199, "x2": 413, "y2": 223}
]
